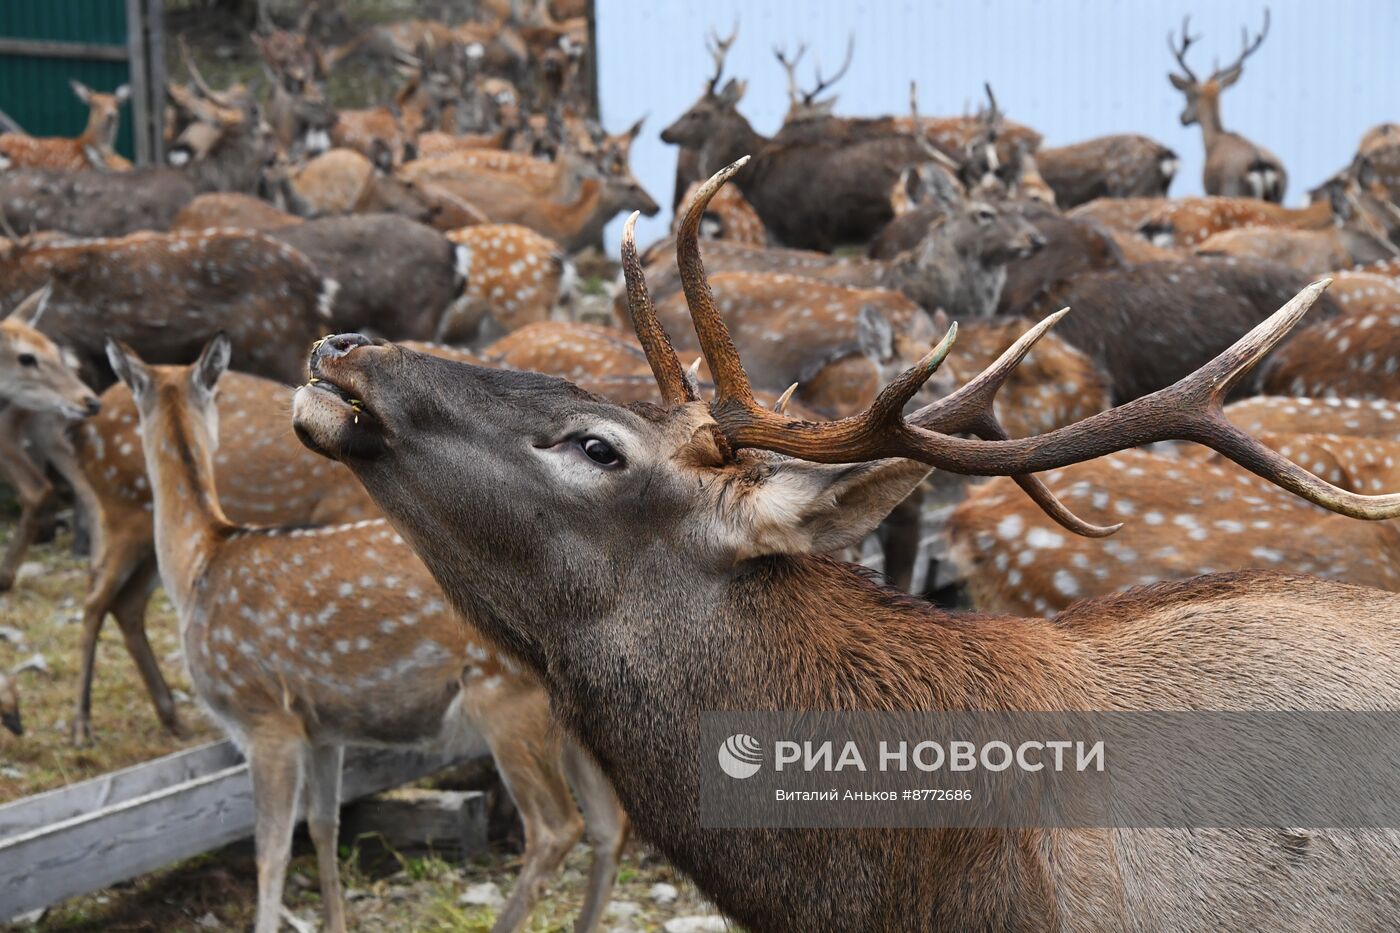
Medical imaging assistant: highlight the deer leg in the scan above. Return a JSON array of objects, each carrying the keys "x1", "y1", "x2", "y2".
[
  {"x1": 480, "y1": 702, "x2": 583, "y2": 933},
  {"x1": 72, "y1": 542, "x2": 151, "y2": 744},
  {"x1": 305, "y1": 744, "x2": 347, "y2": 933},
  {"x1": 0, "y1": 454, "x2": 52, "y2": 592},
  {"x1": 560, "y1": 739, "x2": 628, "y2": 933},
  {"x1": 110, "y1": 557, "x2": 181, "y2": 736},
  {"x1": 249, "y1": 730, "x2": 305, "y2": 933}
]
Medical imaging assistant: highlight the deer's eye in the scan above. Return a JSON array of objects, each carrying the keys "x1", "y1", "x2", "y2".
[
  {"x1": 17, "y1": 353, "x2": 37, "y2": 368},
  {"x1": 975, "y1": 209, "x2": 995, "y2": 224},
  {"x1": 580, "y1": 436, "x2": 622, "y2": 467}
]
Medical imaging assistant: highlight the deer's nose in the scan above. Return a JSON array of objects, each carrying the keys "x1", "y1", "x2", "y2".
[
  {"x1": 313, "y1": 334, "x2": 373, "y2": 364},
  {"x1": 84, "y1": 396, "x2": 101, "y2": 416}
]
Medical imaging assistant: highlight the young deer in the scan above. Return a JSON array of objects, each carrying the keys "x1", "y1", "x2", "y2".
[
  {"x1": 0, "y1": 81, "x2": 131, "y2": 172},
  {"x1": 1167, "y1": 11, "x2": 1287, "y2": 201},
  {"x1": 108, "y1": 337, "x2": 626, "y2": 933},
  {"x1": 291, "y1": 161, "x2": 1400, "y2": 930},
  {"x1": 68, "y1": 371, "x2": 379, "y2": 744},
  {"x1": 0, "y1": 286, "x2": 102, "y2": 591}
]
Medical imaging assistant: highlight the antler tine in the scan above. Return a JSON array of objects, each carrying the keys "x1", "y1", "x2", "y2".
[
  {"x1": 774, "y1": 42, "x2": 807, "y2": 109},
  {"x1": 705, "y1": 20, "x2": 739, "y2": 89},
  {"x1": 908, "y1": 81, "x2": 960, "y2": 171},
  {"x1": 677, "y1": 158, "x2": 756, "y2": 408},
  {"x1": 709, "y1": 280, "x2": 1400, "y2": 525},
  {"x1": 906, "y1": 310, "x2": 1120, "y2": 537},
  {"x1": 803, "y1": 32, "x2": 855, "y2": 105},
  {"x1": 1168, "y1": 14, "x2": 1199, "y2": 81},
  {"x1": 1216, "y1": 6, "x2": 1271, "y2": 78},
  {"x1": 621, "y1": 212, "x2": 697, "y2": 407}
]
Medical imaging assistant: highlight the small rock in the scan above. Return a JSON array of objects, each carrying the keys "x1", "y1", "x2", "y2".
[
  {"x1": 0, "y1": 625, "x2": 24, "y2": 644},
  {"x1": 346, "y1": 888, "x2": 373, "y2": 902},
  {"x1": 279, "y1": 908, "x2": 315, "y2": 933},
  {"x1": 2, "y1": 766, "x2": 25, "y2": 779},
  {"x1": 15, "y1": 562, "x2": 43, "y2": 582},
  {"x1": 173, "y1": 689, "x2": 192, "y2": 704},
  {"x1": 664, "y1": 917, "x2": 729, "y2": 933},
  {"x1": 606, "y1": 900, "x2": 641, "y2": 918},
  {"x1": 195, "y1": 912, "x2": 220, "y2": 929},
  {"x1": 14, "y1": 654, "x2": 49, "y2": 676},
  {"x1": 13, "y1": 907, "x2": 45, "y2": 925},
  {"x1": 648, "y1": 882, "x2": 679, "y2": 905},
  {"x1": 290, "y1": 872, "x2": 313, "y2": 890},
  {"x1": 459, "y1": 881, "x2": 504, "y2": 908}
]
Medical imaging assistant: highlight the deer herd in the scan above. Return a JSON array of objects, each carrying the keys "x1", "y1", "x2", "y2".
[{"x1": 3, "y1": 3, "x2": 1400, "y2": 930}]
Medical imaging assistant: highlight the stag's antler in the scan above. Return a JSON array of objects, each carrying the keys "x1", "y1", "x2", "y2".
[
  {"x1": 801, "y1": 33, "x2": 854, "y2": 107},
  {"x1": 1167, "y1": 14, "x2": 1200, "y2": 82},
  {"x1": 1212, "y1": 7, "x2": 1271, "y2": 80},
  {"x1": 705, "y1": 21, "x2": 740, "y2": 92},
  {"x1": 907, "y1": 82, "x2": 960, "y2": 172},
  {"x1": 658, "y1": 161, "x2": 1400, "y2": 526},
  {"x1": 773, "y1": 42, "x2": 808, "y2": 112}
]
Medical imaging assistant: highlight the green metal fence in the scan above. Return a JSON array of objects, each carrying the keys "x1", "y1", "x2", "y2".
[{"x1": 0, "y1": 0, "x2": 164, "y2": 163}]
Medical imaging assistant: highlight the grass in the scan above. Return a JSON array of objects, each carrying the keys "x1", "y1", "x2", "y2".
[{"x1": 0, "y1": 528, "x2": 218, "y2": 804}]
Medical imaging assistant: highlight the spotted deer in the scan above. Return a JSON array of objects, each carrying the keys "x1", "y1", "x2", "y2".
[
  {"x1": 1167, "y1": 10, "x2": 1287, "y2": 201},
  {"x1": 0, "y1": 286, "x2": 102, "y2": 591},
  {"x1": 949, "y1": 438, "x2": 1400, "y2": 618},
  {"x1": 1323, "y1": 270, "x2": 1400, "y2": 315},
  {"x1": 107, "y1": 337, "x2": 626, "y2": 933},
  {"x1": 171, "y1": 193, "x2": 303, "y2": 232},
  {"x1": 292, "y1": 162, "x2": 1400, "y2": 931},
  {"x1": 68, "y1": 372, "x2": 377, "y2": 744},
  {"x1": 483, "y1": 321, "x2": 652, "y2": 382},
  {"x1": 1224, "y1": 395, "x2": 1400, "y2": 440},
  {"x1": 0, "y1": 229, "x2": 336, "y2": 388},
  {"x1": 438, "y1": 223, "x2": 571, "y2": 343},
  {"x1": 1066, "y1": 195, "x2": 1171, "y2": 234},
  {"x1": 0, "y1": 81, "x2": 131, "y2": 172},
  {"x1": 1034, "y1": 134, "x2": 1177, "y2": 208},
  {"x1": 1261, "y1": 309, "x2": 1400, "y2": 399}
]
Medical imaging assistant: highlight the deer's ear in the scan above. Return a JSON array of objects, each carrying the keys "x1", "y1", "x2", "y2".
[
  {"x1": 718, "y1": 79, "x2": 746, "y2": 106},
  {"x1": 6, "y1": 284, "x2": 51, "y2": 328},
  {"x1": 114, "y1": 84, "x2": 131, "y2": 104},
  {"x1": 724, "y1": 457, "x2": 931, "y2": 558},
  {"x1": 1215, "y1": 66, "x2": 1243, "y2": 89},
  {"x1": 1167, "y1": 72, "x2": 1193, "y2": 92},
  {"x1": 69, "y1": 79, "x2": 92, "y2": 103},
  {"x1": 190, "y1": 334, "x2": 231, "y2": 398},
  {"x1": 106, "y1": 339, "x2": 152, "y2": 401}
]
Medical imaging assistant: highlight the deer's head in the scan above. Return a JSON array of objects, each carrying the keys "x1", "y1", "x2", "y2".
[
  {"x1": 1167, "y1": 10, "x2": 1270, "y2": 127},
  {"x1": 0, "y1": 286, "x2": 100, "y2": 420},
  {"x1": 660, "y1": 24, "x2": 745, "y2": 149},
  {"x1": 106, "y1": 334, "x2": 230, "y2": 475},
  {"x1": 70, "y1": 80, "x2": 130, "y2": 150}
]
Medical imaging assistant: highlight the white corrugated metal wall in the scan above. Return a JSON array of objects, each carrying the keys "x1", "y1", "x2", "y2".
[{"x1": 595, "y1": 0, "x2": 1400, "y2": 251}]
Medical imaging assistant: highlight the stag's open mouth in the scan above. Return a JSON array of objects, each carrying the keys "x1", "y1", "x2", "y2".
[{"x1": 292, "y1": 346, "x2": 388, "y2": 460}]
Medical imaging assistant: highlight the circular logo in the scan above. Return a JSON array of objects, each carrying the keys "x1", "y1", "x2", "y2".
[{"x1": 718, "y1": 733, "x2": 764, "y2": 779}]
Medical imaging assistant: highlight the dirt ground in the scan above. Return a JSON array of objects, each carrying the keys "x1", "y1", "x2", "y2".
[{"x1": 0, "y1": 528, "x2": 728, "y2": 932}]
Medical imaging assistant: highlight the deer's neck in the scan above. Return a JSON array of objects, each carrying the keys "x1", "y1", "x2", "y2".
[
  {"x1": 1197, "y1": 90, "x2": 1225, "y2": 147},
  {"x1": 700, "y1": 115, "x2": 768, "y2": 183},
  {"x1": 139, "y1": 413, "x2": 233, "y2": 617},
  {"x1": 80, "y1": 112, "x2": 114, "y2": 153}
]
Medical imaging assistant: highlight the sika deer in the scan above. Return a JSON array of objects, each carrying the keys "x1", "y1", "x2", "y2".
[
  {"x1": 291, "y1": 161, "x2": 1400, "y2": 931},
  {"x1": 0, "y1": 229, "x2": 336, "y2": 388},
  {"x1": 1260, "y1": 308, "x2": 1400, "y2": 400},
  {"x1": 1034, "y1": 134, "x2": 1177, "y2": 208},
  {"x1": 68, "y1": 372, "x2": 378, "y2": 744},
  {"x1": 1141, "y1": 195, "x2": 1337, "y2": 249},
  {"x1": 0, "y1": 286, "x2": 102, "y2": 591},
  {"x1": 0, "y1": 81, "x2": 131, "y2": 172},
  {"x1": 1167, "y1": 11, "x2": 1287, "y2": 201},
  {"x1": 108, "y1": 337, "x2": 626, "y2": 933},
  {"x1": 950, "y1": 439, "x2": 1400, "y2": 617},
  {"x1": 438, "y1": 224, "x2": 571, "y2": 343},
  {"x1": 1027, "y1": 257, "x2": 1342, "y2": 402}
]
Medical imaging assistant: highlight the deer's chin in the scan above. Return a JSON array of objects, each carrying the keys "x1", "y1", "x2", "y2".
[{"x1": 291, "y1": 384, "x2": 387, "y2": 461}]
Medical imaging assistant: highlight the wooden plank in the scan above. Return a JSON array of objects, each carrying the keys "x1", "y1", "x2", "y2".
[
  {"x1": 0, "y1": 38, "x2": 129, "y2": 63},
  {"x1": 0, "y1": 742, "x2": 241, "y2": 839},
  {"x1": 0, "y1": 741, "x2": 486, "y2": 920}
]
